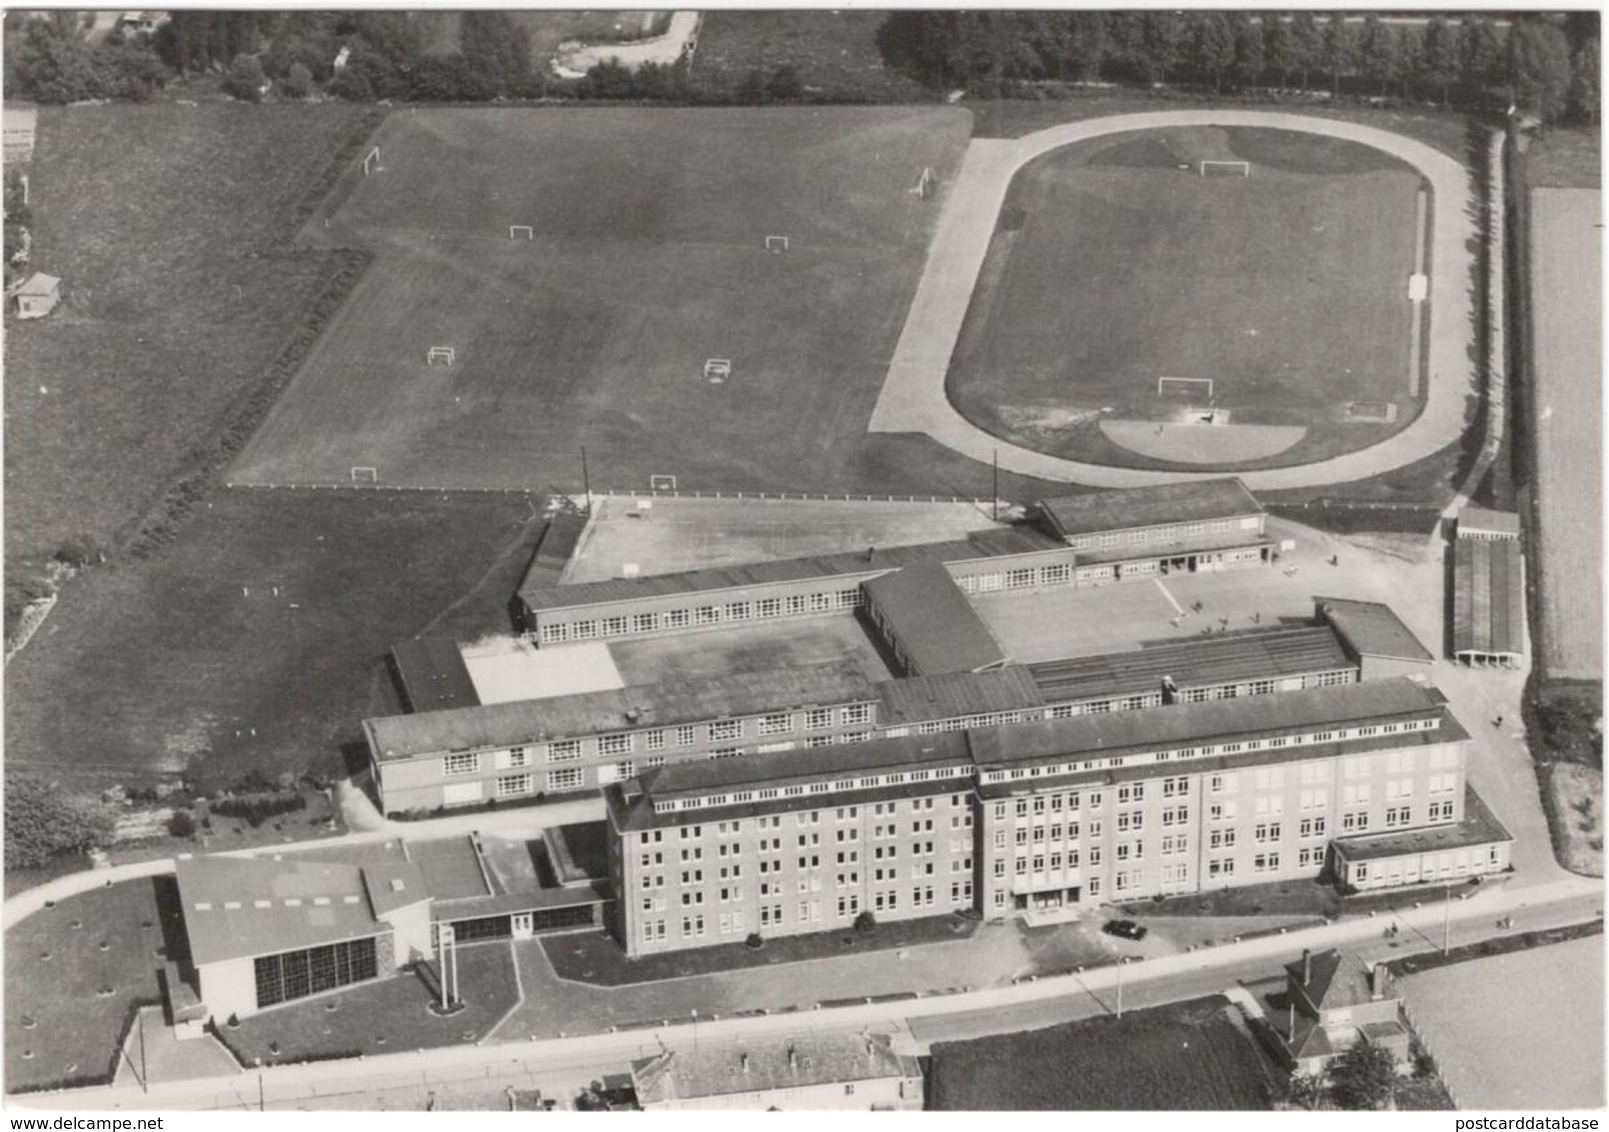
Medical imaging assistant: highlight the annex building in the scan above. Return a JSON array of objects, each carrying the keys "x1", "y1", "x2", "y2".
[{"x1": 605, "y1": 678, "x2": 1512, "y2": 957}]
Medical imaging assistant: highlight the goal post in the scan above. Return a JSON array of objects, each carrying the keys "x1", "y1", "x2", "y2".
[
  {"x1": 1157, "y1": 376, "x2": 1214, "y2": 400},
  {"x1": 362, "y1": 147, "x2": 381, "y2": 177},
  {"x1": 1199, "y1": 160, "x2": 1250, "y2": 178},
  {"x1": 764, "y1": 235, "x2": 789, "y2": 253},
  {"x1": 912, "y1": 166, "x2": 937, "y2": 199},
  {"x1": 648, "y1": 474, "x2": 677, "y2": 491},
  {"x1": 426, "y1": 346, "x2": 456, "y2": 366},
  {"x1": 704, "y1": 358, "x2": 732, "y2": 382},
  {"x1": 351, "y1": 466, "x2": 378, "y2": 484},
  {"x1": 509, "y1": 225, "x2": 534, "y2": 240}
]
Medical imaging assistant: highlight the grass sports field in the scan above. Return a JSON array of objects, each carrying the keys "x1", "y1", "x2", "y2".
[
  {"x1": 947, "y1": 126, "x2": 1426, "y2": 470},
  {"x1": 231, "y1": 106, "x2": 971, "y2": 494}
]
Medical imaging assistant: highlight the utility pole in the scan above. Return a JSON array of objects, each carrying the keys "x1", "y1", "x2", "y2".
[
  {"x1": 992, "y1": 449, "x2": 999, "y2": 522},
  {"x1": 1115, "y1": 957, "x2": 1124, "y2": 1019},
  {"x1": 1442, "y1": 883, "x2": 1452, "y2": 955},
  {"x1": 580, "y1": 447, "x2": 592, "y2": 516},
  {"x1": 137, "y1": 1007, "x2": 148, "y2": 1094}
]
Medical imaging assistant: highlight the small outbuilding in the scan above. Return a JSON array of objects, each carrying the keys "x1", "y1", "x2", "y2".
[{"x1": 13, "y1": 272, "x2": 59, "y2": 319}]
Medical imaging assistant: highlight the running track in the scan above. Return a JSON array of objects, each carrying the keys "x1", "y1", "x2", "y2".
[{"x1": 868, "y1": 110, "x2": 1479, "y2": 490}]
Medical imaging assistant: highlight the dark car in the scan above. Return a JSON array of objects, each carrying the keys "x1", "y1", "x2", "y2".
[{"x1": 1102, "y1": 919, "x2": 1148, "y2": 941}]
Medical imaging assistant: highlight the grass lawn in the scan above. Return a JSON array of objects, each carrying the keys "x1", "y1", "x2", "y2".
[
  {"x1": 691, "y1": 11, "x2": 932, "y2": 103},
  {"x1": 219, "y1": 941, "x2": 519, "y2": 1065},
  {"x1": 1525, "y1": 126, "x2": 1602, "y2": 190},
  {"x1": 928, "y1": 994, "x2": 1280, "y2": 1109},
  {"x1": 3, "y1": 488, "x2": 544, "y2": 788},
  {"x1": 947, "y1": 125, "x2": 1424, "y2": 471},
  {"x1": 4, "y1": 878, "x2": 185, "y2": 1093},
  {"x1": 4, "y1": 102, "x2": 376, "y2": 560},
  {"x1": 229, "y1": 106, "x2": 979, "y2": 497},
  {"x1": 542, "y1": 913, "x2": 978, "y2": 987}
]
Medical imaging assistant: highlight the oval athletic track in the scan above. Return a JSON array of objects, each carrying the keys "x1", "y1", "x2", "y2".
[{"x1": 866, "y1": 110, "x2": 1477, "y2": 490}]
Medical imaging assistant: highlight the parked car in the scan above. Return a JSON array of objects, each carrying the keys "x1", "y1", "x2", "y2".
[{"x1": 1102, "y1": 919, "x2": 1148, "y2": 941}]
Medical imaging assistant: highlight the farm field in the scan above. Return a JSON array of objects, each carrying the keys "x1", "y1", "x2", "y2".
[
  {"x1": 1528, "y1": 188, "x2": 1603, "y2": 684},
  {"x1": 1399, "y1": 936, "x2": 1604, "y2": 1110},
  {"x1": 3, "y1": 489, "x2": 542, "y2": 788},
  {"x1": 947, "y1": 126, "x2": 1425, "y2": 471},
  {"x1": 3, "y1": 102, "x2": 374, "y2": 560},
  {"x1": 231, "y1": 106, "x2": 974, "y2": 496},
  {"x1": 4, "y1": 878, "x2": 185, "y2": 1094},
  {"x1": 927, "y1": 994, "x2": 1278, "y2": 1109}
]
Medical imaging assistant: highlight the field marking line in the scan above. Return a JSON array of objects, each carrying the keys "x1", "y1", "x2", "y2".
[{"x1": 1153, "y1": 579, "x2": 1184, "y2": 616}]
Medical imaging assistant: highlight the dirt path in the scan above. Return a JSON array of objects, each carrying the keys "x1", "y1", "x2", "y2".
[
  {"x1": 551, "y1": 11, "x2": 700, "y2": 77},
  {"x1": 869, "y1": 110, "x2": 1479, "y2": 491}
]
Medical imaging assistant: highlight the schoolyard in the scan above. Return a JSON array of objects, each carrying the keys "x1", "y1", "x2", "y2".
[
  {"x1": 946, "y1": 125, "x2": 1425, "y2": 471},
  {"x1": 229, "y1": 106, "x2": 974, "y2": 496}
]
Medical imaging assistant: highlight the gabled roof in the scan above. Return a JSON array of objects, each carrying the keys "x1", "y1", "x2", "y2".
[
  {"x1": 1315, "y1": 597, "x2": 1434, "y2": 663},
  {"x1": 1452, "y1": 538, "x2": 1526, "y2": 658},
  {"x1": 876, "y1": 666, "x2": 1045, "y2": 727},
  {"x1": 360, "y1": 860, "x2": 430, "y2": 917},
  {"x1": 630, "y1": 1033, "x2": 916, "y2": 1104},
  {"x1": 1037, "y1": 478, "x2": 1262, "y2": 539},
  {"x1": 17, "y1": 273, "x2": 59, "y2": 296},
  {"x1": 1284, "y1": 949, "x2": 1390, "y2": 1013},
  {"x1": 861, "y1": 558, "x2": 1007, "y2": 675},
  {"x1": 176, "y1": 856, "x2": 389, "y2": 967}
]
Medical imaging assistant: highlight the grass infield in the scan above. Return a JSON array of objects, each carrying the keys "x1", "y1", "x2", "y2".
[
  {"x1": 948, "y1": 125, "x2": 1424, "y2": 471},
  {"x1": 230, "y1": 106, "x2": 973, "y2": 496}
]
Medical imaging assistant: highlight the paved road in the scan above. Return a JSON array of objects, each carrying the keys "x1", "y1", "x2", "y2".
[
  {"x1": 868, "y1": 110, "x2": 1480, "y2": 490},
  {"x1": 18, "y1": 875, "x2": 1598, "y2": 1111}
]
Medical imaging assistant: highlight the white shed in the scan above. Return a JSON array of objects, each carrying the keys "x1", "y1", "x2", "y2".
[{"x1": 14, "y1": 272, "x2": 59, "y2": 319}]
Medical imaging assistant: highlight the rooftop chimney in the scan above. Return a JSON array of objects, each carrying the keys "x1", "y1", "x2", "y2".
[
  {"x1": 1370, "y1": 963, "x2": 1387, "y2": 1001},
  {"x1": 1301, "y1": 949, "x2": 1312, "y2": 986},
  {"x1": 866, "y1": 545, "x2": 876, "y2": 562}
]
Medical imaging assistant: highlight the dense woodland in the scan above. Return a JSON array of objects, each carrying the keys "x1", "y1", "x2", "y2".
[{"x1": 1, "y1": 10, "x2": 1598, "y2": 124}]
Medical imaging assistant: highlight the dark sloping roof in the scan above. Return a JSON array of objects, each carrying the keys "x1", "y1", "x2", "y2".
[
  {"x1": 1457, "y1": 505, "x2": 1521, "y2": 538},
  {"x1": 517, "y1": 526, "x2": 1063, "y2": 612},
  {"x1": 536, "y1": 511, "x2": 587, "y2": 571},
  {"x1": 1332, "y1": 783, "x2": 1513, "y2": 862},
  {"x1": 876, "y1": 666, "x2": 1045, "y2": 726},
  {"x1": 1315, "y1": 597, "x2": 1434, "y2": 663},
  {"x1": 968, "y1": 678, "x2": 1443, "y2": 769},
  {"x1": 360, "y1": 861, "x2": 431, "y2": 917},
  {"x1": 862, "y1": 559, "x2": 1007, "y2": 675},
  {"x1": 631, "y1": 1033, "x2": 916, "y2": 1104},
  {"x1": 365, "y1": 661, "x2": 875, "y2": 761},
  {"x1": 389, "y1": 638, "x2": 480, "y2": 712},
  {"x1": 176, "y1": 856, "x2": 386, "y2": 967},
  {"x1": 644, "y1": 730, "x2": 972, "y2": 799},
  {"x1": 1452, "y1": 539, "x2": 1526, "y2": 658},
  {"x1": 1037, "y1": 478, "x2": 1262, "y2": 539},
  {"x1": 1028, "y1": 627, "x2": 1353, "y2": 703},
  {"x1": 1284, "y1": 949, "x2": 1385, "y2": 1013}
]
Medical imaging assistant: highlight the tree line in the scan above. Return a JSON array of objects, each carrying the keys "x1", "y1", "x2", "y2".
[{"x1": 877, "y1": 11, "x2": 1599, "y2": 123}]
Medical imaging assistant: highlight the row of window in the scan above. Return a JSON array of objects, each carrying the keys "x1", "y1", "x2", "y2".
[
  {"x1": 650, "y1": 762, "x2": 971, "y2": 815},
  {"x1": 541, "y1": 589, "x2": 867, "y2": 644}
]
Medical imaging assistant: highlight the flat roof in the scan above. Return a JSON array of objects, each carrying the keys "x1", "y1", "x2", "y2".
[
  {"x1": 390, "y1": 637, "x2": 481, "y2": 712},
  {"x1": 969, "y1": 678, "x2": 1446, "y2": 770},
  {"x1": 876, "y1": 666, "x2": 1045, "y2": 727},
  {"x1": 632, "y1": 1033, "x2": 914, "y2": 1104},
  {"x1": 1027, "y1": 626, "x2": 1353, "y2": 703},
  {"x1": 1332, "y1": 784, "x2": 1513, "y2": 862},
  {"x1": 1315, "y1": 597, "x2": 1434, "y2": 663},
  {"x1": 366, "y1": 660, "x2": 876, "y2": 761},
  {"x1": 176, "y1": 856, "x2": 389, "y2": 967},
  {"x1": 862, "y1": 559, "x2": 1007, "y2": 675},
  {"x1": 1452, "y1": 539, "x2": 1526, "y2": 658},
  {"x1": 1457, "y1": 505, "x2": 1521, "y2": 537},
  {"x1": 1037, "y1": 478, "x2": 1262, "y2": 539},
  {"x1": 518, "y1": 526, "x2": 1063, "y2": 612},
  {"x1": 404, "y1": 836, "x2": 489, "y2": 901},
  {"x1": 546, "y1": 821, "x2": 610, "y2": 882},
  {"x1": 460, "y1": 636, "x2": 624, "y2": 705}
]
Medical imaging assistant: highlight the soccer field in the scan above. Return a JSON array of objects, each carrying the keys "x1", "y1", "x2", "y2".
[
  {"x1": 947, "y1": 126, "x2": 1425, "y2": 470},
  {"x1": 229, "y1": 106, "x2": 971, "y2": 494}
]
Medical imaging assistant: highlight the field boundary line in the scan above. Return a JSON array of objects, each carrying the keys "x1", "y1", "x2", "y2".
[{"x1": 224, "y1": 483, "x2": 1005, "y2": 508}]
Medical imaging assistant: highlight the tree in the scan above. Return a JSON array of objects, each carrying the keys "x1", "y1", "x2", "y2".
[
  {"x1": 1066, "y1": 12, "x2": 1108, "y2": 82},
  {"x1": 1189, "y1": 12, "x2": 1235, "y2": 94},
  {"x1": 1571, "y1": 37, "x2": 1600, "y2": 123},
  {"x1": 854, "y1": 909, "x2": 878, "y2": 935},
  {"x1": 1277, "y1": 1071, "x2": 1327, "y2": 1111},
  {"x1": 222, "y1": 52, "x2": 265, "y2": 101},
  {"x1": 280, "y1": 61, "x2": 312, "y2": 98},
  {"x1": 1509, "y1": 18, "x2": 1575, "y2": 122},
  {"x1": 1231, "y1": 13, "x2": 1264, "y2": 91},
  {"x1": 1262, "y1": 14, "x2": 1292, "y2": 89},
  {"x1": 1394, "y1": 25, "x2": 1424, "y2": 101},
  {"x1": 1462, "y1": 17, "x2": 1505, "y2": 106},
  {"x1": 1287, "y1": 11, "x2": 1322, "y2": 90},
  {"x1": 168, "y1": 809, "x2": 197, "y2": 839},
  {"x1": 1358, "y1": 15, "x2": 1399, "y2": 97},
  {"x1": 1137, "y1": 11, "x2": 1182, "y2": 85},
  {"x1": 1328, "y1": 1044, "x2": 1398, "y2": 1110},
  {"x1": 4, "y1": 773, "x2": 117, "y2": 871},
  {"x1": 327, "y1": 64, "x2": 373, "y2": 101},
  {"x1": 460, "y1": 11, "x2": 530, "y2": 97},
  {"x1": 1422, "y1": 16, "x2": 1464, "y2": 107},
  {"x1": 1322, "y1": 13, "x2": 1357, "y2": 97}
]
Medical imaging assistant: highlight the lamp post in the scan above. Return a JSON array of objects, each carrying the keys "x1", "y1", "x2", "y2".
[
  {"x1": 1442, "y1": 882, "x2": 1453, "y2": 955},
  {"x1": 1115, "y1": 956, "x2": 1126, "y2": 1020}
]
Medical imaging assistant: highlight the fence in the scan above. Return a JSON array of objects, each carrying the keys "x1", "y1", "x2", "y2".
[{"x1": 225, "y1": 481, "x2": 1005, "y2": 510}]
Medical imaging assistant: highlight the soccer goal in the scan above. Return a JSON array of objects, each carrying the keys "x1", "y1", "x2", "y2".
[
  {"x1": 912, "y1": 166, "x2": 937, "y2": 199},
  {"x1": 704, "y1": 358, "x2": 732, "y2": 382},
  {"x1": 362, "y1": 147, "x2": 382, "y2": 177},
  {"x1": 509, "y1": 225, "x2": 534, "y2": 240},
  {"x1": 427, "y1": 346, "x2": 456, "y2": 366},
  {"x1": 1158, "y1": 376, "x2": 1214, "y2": 400},
  {"x1": 1199, "y1": 160, "x2": 1250, "y2": 178},
  {"x1": 649, "y1": 474, "x2": 678, "y2": 491},
  {"x1": 764, "y1": 235, "x2": 789, "y2": 254},
  {"x1": 351, "y1": 466, "x2": 378, "y2": 484}
]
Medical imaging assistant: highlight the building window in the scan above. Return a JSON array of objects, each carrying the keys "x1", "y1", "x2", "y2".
[
  {"x1": 695, "y1": 606, "x2": 720, "y2": 626},
  {"x1": 443, "y1": 753, "x2": 479, "y2": 777},
  {"x1": 664, "y1": 609, "x2": 690, "y2": 630},
  {"x1": 726, "y1": 601, "x2": 752, "y2": 621},
  {"x1": 254, "y1": 937, "x2": 378, "y2": 1009},
  {"x1": 547, "y1": 740, "x2": 581, "y2": 764},
  {"x1": 497, "y1": 774, "x2": 532, "y2": 797},
  {"x1": 842, "y1": 704, "x2": 872, "y2": 726},
  {"x1": 805, "y1": 707, "x2": 833, "y2": 731},
  {"x1": 755, "y1": 597, "x2": 781, "y2": 619},
  {"x1": 1254, "y1": 852, "x2": 1281, "y2": 873},
  {"x1": 709, "y1": 719, "x2": 743, "y2": 742},
  {"x1": 548, "y1": 767, "x2": 583, "y2": 791},
  {"x1": 644, "y1": 730, "x2": 666, "y2": 752},
  {"x1": 758, "y1": 712, "x2": 793, "y2": 736},
  {"x1": 601, "y1": 616, "x2": 628, "y2": 637},
  {"x1": 506, "y1": 747, "x2": 529, "y2": 769},
  {"x1": 631, "y1": 612, "x2": 658, "y2": 634},
  {"x1": 599, "y1": 733, "x2": 633, "y2": 757},
  {"x1": 675, "y1": 725, "x2": 697, "y2": 747}
]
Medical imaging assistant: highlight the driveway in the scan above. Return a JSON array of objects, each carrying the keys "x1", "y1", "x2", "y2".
[{"x1": 868, "y1": 110, "x2": 1479, "y2": 490}]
